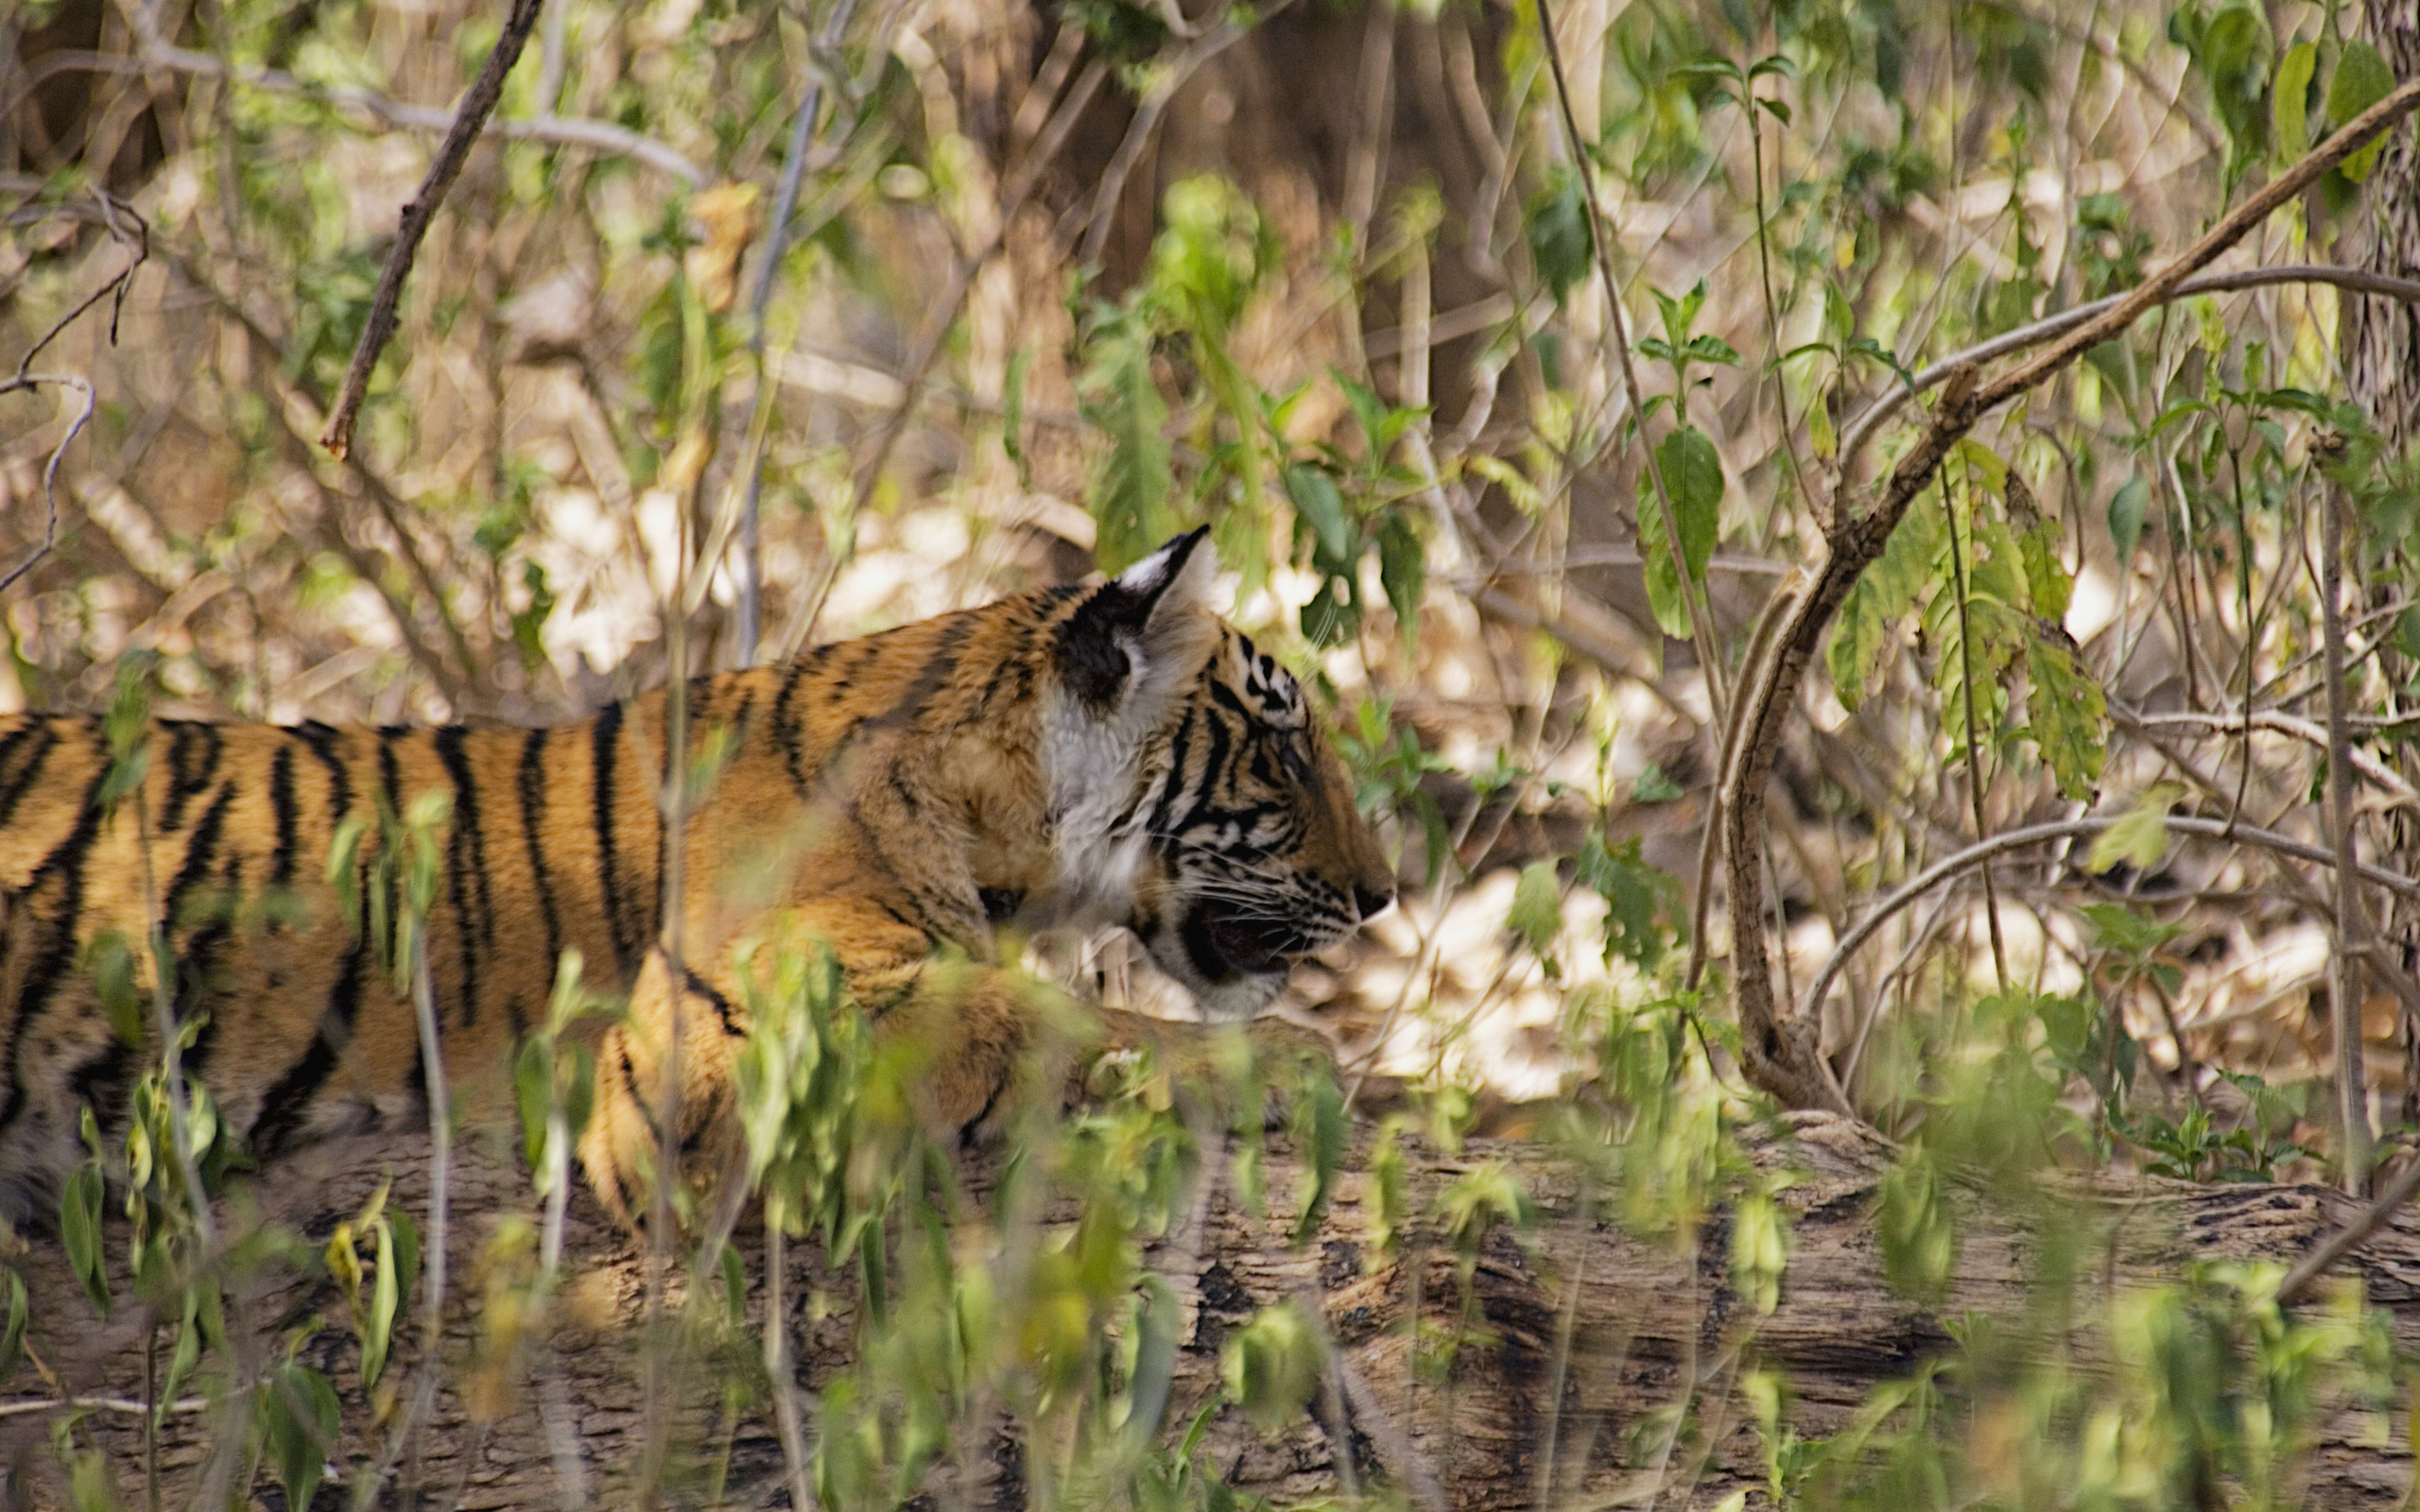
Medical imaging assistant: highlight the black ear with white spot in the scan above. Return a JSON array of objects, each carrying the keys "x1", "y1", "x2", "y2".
[{"x1": 1057, "y1": 528, "x2": 1219, "y2": 710}]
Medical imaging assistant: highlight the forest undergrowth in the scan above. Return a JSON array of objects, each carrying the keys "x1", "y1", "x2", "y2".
[{"x1": 6, "y1": 0, "x2": 2420, "y2": 1504}]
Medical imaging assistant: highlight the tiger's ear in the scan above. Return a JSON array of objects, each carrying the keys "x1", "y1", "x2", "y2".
[{"x1": 1057, "y1": 528, "x2": 1220, "y2": 713}]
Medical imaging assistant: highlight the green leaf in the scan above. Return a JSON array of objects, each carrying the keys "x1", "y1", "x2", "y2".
[
  {"x1": 389, "y1": 1208, "x2": 421, "y2": 1344},
  {"x1": 2273, "y1": 40, "x2": 2315, "y2": 157},
  {"x1": 2088, "y1": 785, "x2": 2184, "y2": 875},
  {"x1": 1525, "y1": 164, "x2": 1592, "y2": 301},
  {"x1": 2024, "y1": 636, "x2": 2107, "y2": 800},
  {"x1": 1634, "y1": 763, "x2": 1684, "y2": 803},
  {"x1": 1375, "y1": 510, "x2": 1425, "y2": 641},
  {"x1": 1078, "y1": 311, "x2": 1174, "y2": 575},
  {"x1": 1001, "y1": 345, "x2": 1029, "y2": 470},
  {"x1": 1878, "y1": 1150, "x2": 1956, "y2": 1301},
  {"x1": 1284, "y1": 463, "x2": 1353, "y2": 571},
  {"x1": 1289, "y1": 1070, "x2": 1346, "y2": 1246},
  {"x1": 1826, "y1": 499, "x2": 1941, "y2": 710},
  {"x1": 1729, "y1": 1190, "x2": 1789, "y2": 1315},
  {"x1": 260, "y1": 1363, "x2": 341, "y2": 1512},
  {"x1": 2107, "y1": 476, "x2": 2149, "y2": 567},
  {"x1": 86, "y1": 933, "x2": 144, "y2": 1049},
  {"x1": 2326, "y1": 40, "x2": 2397, "y2": 181},
  {"x1": 1637, "y1": 426, "x2": 1723, "y2": 639},
  {"x1": 1507, "y1": 860, "x2": 1564, "y2": 976},
  {"x1": 1577, "y1": 832, "x2": 1676, "y2": 967},
  {"x1": 0, "y1": 1268, "x2": 25, "y2": 1380},
  {"x1": 61, "y1": 1160, "x2": 108, "y2": 1315},
  {"x1": 1219, "y1": 1302, "x2": 1323, "y2": 1436}
]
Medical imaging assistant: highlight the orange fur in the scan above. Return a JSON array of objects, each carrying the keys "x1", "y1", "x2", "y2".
[{"x1": 0, "y1": 533, "x2": 1392, "y2": 1228}]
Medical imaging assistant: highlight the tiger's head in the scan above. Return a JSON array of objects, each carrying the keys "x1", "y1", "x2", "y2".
[{"x1": 1045, "y1": 529, "x2": 1395, "y2": 1018}]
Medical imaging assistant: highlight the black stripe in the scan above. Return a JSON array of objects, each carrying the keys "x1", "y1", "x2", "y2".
[
  {"x1": 828, "y1": 639, "x2": 887, "y2": 702},
  {"x1": 161, "y1": 785, "x2": 233, "y2": 932},
  {"x1": 518, "y1": 728, "x2": 564, "y2": 974},
  {"x1": 293, "y1": 721, "x2": 353, "y2": 820},
  {"x1": 871, "y1": 613, "x2": 976, "y2": 732},
  {"x1": 1149, "y1": 705, "x2": 1198, "y2": 833},
  {"x1": 0, "y1": 761, "x2": 120, "y2": 1140},
  {"x1": 772, "y1": 643, "x2": 836, "y2": 798},
  {"x1": 177, "y1": 850, "x2": 244, "y2": 1082},
  {"x1": 434, "y1": 726, "x2": 493, "y2": 1028},
  {"x1": 377, "y1": 731, "x2": 403, "y2": 954},
  {"x1": 248, "y1": 883, "x2": 370, "y2": 1155},
  {"x1": 161, "y1": 722, "x2": 223, "y2": 833},
  {"x1": 592, "y1": 702, "x2": 631, "y2": 971},
  {"x1": 619, "y1": 1045, "x2": 660, "y2": 1142},
  {"x1": 0, "y1": 722, "x2": 57, "y2": 829},
  {"x1": 1188, "y1": 707, "x2": 1235, "y2": 829},
  {"x1": 67, "y1": 1043, "x2": 133, "y2": 1138},
  {"x1": 267, "y1": 744, "x2": 299, "y2": 898},
  {"x1": 1206, "y1": 677, "x2": 1254, "y2": 721},
  {"x1": 682, "y1": 968, "x2": 744, "y2": 1037}
]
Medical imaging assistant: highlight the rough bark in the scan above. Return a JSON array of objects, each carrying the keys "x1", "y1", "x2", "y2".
[{"x1": 9, "y1": 1113, "x2": 2420, "y2": 1509}]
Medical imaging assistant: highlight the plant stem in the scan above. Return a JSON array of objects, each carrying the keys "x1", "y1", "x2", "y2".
[{"x1": 2323, "y1": 481, "x2": 2373, "y2": 1194}]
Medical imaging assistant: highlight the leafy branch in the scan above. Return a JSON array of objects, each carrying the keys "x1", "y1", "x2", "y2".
[{"x1": 1717, "y1": 74, "x2": 2420, "y2": 1114}]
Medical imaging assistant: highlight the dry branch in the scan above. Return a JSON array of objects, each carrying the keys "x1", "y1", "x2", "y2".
[
  {"x1": 319, "y1": 0, "x2": 549, "y2": 459},
  {"x1": 0, "y1": 195, "x2": 146, "y2": 595},
  {"x1": 8, "y1": 47, "x2": 706, "y2": 186},
  {"x1": 1718, "y1": 77, "x2": 2420, "y2": 1114}
]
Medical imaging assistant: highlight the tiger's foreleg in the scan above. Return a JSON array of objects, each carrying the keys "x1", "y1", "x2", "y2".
[{"x1": 578, "y1": 902, "x2": 1064, "y2": 1232}]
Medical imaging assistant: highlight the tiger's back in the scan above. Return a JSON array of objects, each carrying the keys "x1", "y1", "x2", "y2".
[{"x1": 0, "y1": 696, "x2": 677, "y2": 1218}]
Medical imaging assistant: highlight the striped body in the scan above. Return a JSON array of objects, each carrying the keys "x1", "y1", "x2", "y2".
[{"x1": 0, "y1": 532, "x2": 1392, "y2": 1228}]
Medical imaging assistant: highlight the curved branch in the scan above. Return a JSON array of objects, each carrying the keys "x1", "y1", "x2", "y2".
[
  {"x1": 1794, "y1": 814, "x2": 2420, "y2": 1030},
  {"x1": 2117, "y1": 706, "x2": 2419, "y2": 806},
  {"x1": 1835, "y1": 264, "x2": 2420, "y2": 479},
  {"x1": 1720, "y1": 78, "x2": 2420, "y2": 1111},
  {"x1": 12, "y1": 46, "x2": 706, "y2": 186}
]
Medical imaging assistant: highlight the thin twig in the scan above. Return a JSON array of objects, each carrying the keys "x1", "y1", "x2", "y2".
[
  {"x1": 1793, "y1": 814, "x2": 2420, "y2": 1033},
  {"x1": 320, "y1": 0, "x2": 548, "y2": 459},
  {"x1": 0, "y1": 1395, "x2": 216, "y2": 1419},
  {"x1": 734, "y1": 0, "x2": 862, "y2": 664},
  {"x1": 2321, "y1": 475, "x2": 2374, "y2": 1194},
  {"x1": 1719, "y1": 78, "x2": 2420, "y2": 1112},
  {"x1": 1834, "y1": 264, "x2": 2420, "y2": 477},
  {"x1": 11, "y1": 45, "x2": 705, "y2": 185},
  {"x1": 1944, "y1": 460, "x2": 2010, "y2": 991},
  {"x1": 0, "y1": 194, "x2": 147, "y2": 594},
  {"x1": 2278, "y1": 1150, "x2": 2420, "y2": 1304},
  {"x1": 2117, "y1": 706, "x2": 2419, "y2": 805},
  {"x1": 1075, "y1": 4, "x2": 1288, "y2": 266},
  {"x1": 1532, "y1": 0, "x2": 1728, "y2": 726}
]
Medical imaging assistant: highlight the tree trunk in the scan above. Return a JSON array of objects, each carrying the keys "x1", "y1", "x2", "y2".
[{"x1": 8, "y1": 1113, "x2": 2419, "y2": 1509}]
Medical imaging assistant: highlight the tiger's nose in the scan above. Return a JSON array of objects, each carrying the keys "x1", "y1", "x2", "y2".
[{"x1": 1353, "y1": 882, "x2": 1393, "y2": 920}]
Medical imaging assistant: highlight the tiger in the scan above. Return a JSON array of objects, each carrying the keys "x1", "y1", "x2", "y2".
[{"x1": 0, "y1": 529, "x2": 1394, "y2": 1229}]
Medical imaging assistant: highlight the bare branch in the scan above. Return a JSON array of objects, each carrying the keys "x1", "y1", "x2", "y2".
[
  {"x1": 1533, "y1": 0, "x2": 1728, "y2": 724},
  {"x1": 10, "y1": 45, "x2": 705, "y2": 186},
  {"x1": 0, "y1": 194, "x2": 147, "y2": 595},
  {"x1": 2280, "y1": 1151, "x2": 2420, "y2": 1304},
  {"x1": 1793, "y1": 814, "x2": 2420, "y2": 1038},
  {"x1": 1835, "y1": 264, "x2": 2420, "y2": 482},
  {"x1": 1718, "y1": 77, "x2": 2420, "y2": 1112},
  {"x1": 320, "y1": 0, "x2": 550, "y2": 460}
]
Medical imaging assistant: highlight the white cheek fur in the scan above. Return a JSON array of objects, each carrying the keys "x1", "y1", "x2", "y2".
[{"x1": 1041, "y1": 690, "x2": 1154, "y2": 928}]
